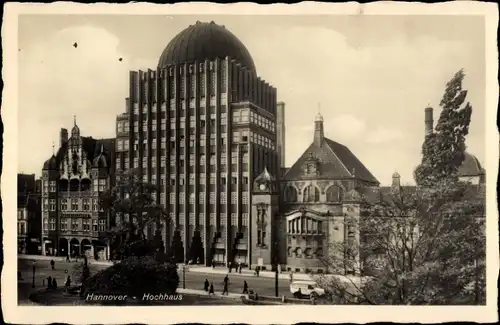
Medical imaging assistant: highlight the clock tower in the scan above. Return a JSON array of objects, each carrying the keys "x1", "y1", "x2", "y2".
[{"x1": 251, "y1": 167, "x2": 279, "y2": 270}]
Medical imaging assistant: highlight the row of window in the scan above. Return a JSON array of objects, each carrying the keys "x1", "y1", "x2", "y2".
[
  {"x1": 166, "y1": 212, "x2": 250, "y2": 226},
  {"x1": 250, "y1": 132, "x2": 275, "y2": 150},
  {"x1": 43, "y1": 198, "x2": 103, "y2": 212},
  {"x1": 43, "y1": 218, "x2": 106, "y2": 232},
  {"x1": 284, "y1": 185, "x2": 344, "y2": 203},
  {"x1": 288, "y1": 218, "x2": 323, "y2": 234}
]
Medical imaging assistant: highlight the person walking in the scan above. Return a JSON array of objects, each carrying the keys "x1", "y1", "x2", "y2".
[
  {"x1": 52, "y1": 277, "x2": 58, "y2": 289},
  {"x1": 204, "y1": 279, "x2": 210, "y2": 292},
  {"x1": 209, "y1": 283, "x2": 215, "y2": 295},
  {"x1": 65, "y1": 276, "x2": 71, "y2": 290},
  {"x1": 50, "y1": 259, "x2": 55, "y2": 270},
  {"x1": 47, "y1": 276, "x2": 52, "y2": 289},
  {"x1": 242, "y1": 280, "x2": 249, "y2": 294},
  {"x1": 222, "y1": 275, "x2": 230, "y2": 295}
]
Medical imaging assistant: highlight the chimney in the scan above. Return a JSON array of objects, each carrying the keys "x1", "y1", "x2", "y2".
[
  {"x1": 276, "y1": 101, "x2": 286, "y2": 168},
  {"x1": 392, "y1": 172, "x2": 401, "y2": 188},
  {"x1": 425, "y1": 106, "x2": 433, "y2": 137},
  {"x1": 60, "y1": 128, "x2": 68, "y2": 147}
]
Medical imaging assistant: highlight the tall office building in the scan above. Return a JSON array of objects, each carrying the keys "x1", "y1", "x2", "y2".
[{"x1": 115, "y1": 21, "x2": 279, "y2": 266}]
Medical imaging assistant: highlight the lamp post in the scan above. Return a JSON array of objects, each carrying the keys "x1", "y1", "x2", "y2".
[
  {"x1": 182, "y1": 264, "x2": 186, "y2": 289},
  {"x1": 274, "y1": 241, "x2": 279, "y2": 297},
  {"x1": 31, "y1": 261, "x2": 36, "y2": 288}
]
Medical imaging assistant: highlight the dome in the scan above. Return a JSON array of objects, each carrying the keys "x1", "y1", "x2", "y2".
[
  {"x1": 458, "y1": 152, "x2": 484, "y2": 177},
  {"x1": 392, "y1": 171, "x2": 400, "y2": 178},
  {"x1": 43, "y1": 155, "x2": 57, "y2": 170},
  {"x1": 158, "y1": 21, "x2": 256, "y2": 73}
]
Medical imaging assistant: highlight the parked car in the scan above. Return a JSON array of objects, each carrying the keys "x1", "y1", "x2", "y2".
[{"x1": 290, "y1": 280, "x2": 325, "y2": 299}]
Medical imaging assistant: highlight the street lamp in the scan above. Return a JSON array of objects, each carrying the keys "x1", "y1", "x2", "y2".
[
  {"x1": 182, "y1": 264, "x2": 186, "y2": 289},
  {"x1": 31, "y1": 261, "x2": 36, "y2": 288},
  {"x1": 274, "y1": 241, "x2": 279, "y2": 297}
]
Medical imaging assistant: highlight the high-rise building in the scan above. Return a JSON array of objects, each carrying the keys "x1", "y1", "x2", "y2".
[
  {"x1": 115, "y1": 21, "x2": 279, "y2": 266},
  {"x1": 40, "y1": 119, "x2": 115, "y2": 258}
]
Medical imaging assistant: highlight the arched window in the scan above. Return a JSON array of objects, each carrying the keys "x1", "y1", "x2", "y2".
[
  {"x1": 284, "y1": 186, "x2": 298, "y2": 202},
  {"x1": 303, "y1": 185, "x2": 320, "y2": 202},
  {"x1": 326, "y1": 185, "x2": 343, "y2": 202}
]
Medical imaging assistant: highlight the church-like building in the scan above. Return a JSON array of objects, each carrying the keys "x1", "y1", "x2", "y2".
[{"x1": 250, "y1": 112, "x2": 379, "y2": 273}]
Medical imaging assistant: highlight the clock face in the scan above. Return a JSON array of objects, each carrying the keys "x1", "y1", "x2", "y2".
[{"x1": 259, "y1": 183, "x2": 267, "y2": 190}]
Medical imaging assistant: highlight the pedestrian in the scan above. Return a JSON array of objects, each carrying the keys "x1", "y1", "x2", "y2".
[
  {"x1": 239, "y1": 263, "x2": 242, "y2": 274},
  {"x1": 52, "y1": 278, "x2": 58, "y2": 289},
  {"x1": 209, "y1": 283, "x2": 215, "y2": 295},
  {"x1": 223, "y1": 274, "x2": 229, "y2": 285},
  {"x1": 50, "y1": 259, "x2": 55, "y2": 270},
  {"x1": 66, "y1": 254, "x2": 70, "y2": 263},
  {"x1": 222, "y1": 282, "x2": 229, "y2": 295},
  {"x1": 242, "y1": 280, "x2": 248, "y2": 294},
  {"x1": 255, "y1": 266, "x2": 260, "y2": 277},
  {"x1": 211, "y1": 259, "x2": 215, "y2": 269},
  {"x1": 289, "y1": 270, "x2": 294, "y2": 283},
  {"x1": 204, "y1": 279, "x2": 209, "y2": 292},
  {"x1": 228, "y1": 262, "x2": 232, "y2": 273},
  {"x1": 65, "y1": 276, "x2": 71, "y2": 289},
  {"x1": 47, "y1": 276, "x2": 52, "y2": 289}
]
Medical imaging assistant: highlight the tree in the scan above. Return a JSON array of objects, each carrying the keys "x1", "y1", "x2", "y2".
[
  {"x1": 316, "y1": 180, "x2": 485, "y2": 305},
  {"x1": 414, "y1": 69, "x2": 473, "y2": 186},
  {"x1": 100, "y1": 168, "x2": 171, "y2": 260}
]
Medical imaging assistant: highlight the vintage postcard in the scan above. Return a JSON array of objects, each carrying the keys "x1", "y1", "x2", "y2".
[{"x1": 1, "y1": 1, "x2": 498, "y2": 324}]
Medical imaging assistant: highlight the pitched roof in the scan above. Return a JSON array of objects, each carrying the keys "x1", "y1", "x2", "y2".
[
  {"x1": 52, "y1": 137, "x2": 115, "y2": 169},
  {"x1": 283, "y1": 137, "x2": 379, "y2": 184}
]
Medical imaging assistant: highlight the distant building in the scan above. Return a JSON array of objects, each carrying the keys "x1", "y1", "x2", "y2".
[
  {"x1": 40, "y1": 118, "x2": 115, "y2": 259},
  {"x1": 17, "y1": 174, "x2": 42, "y2": 254},
  {"x1": 276, "y1": 101, "x2": 286, "y2": 168},
  {"x1": 115, "y1": 21, "x2": 279, "y2": 265}
]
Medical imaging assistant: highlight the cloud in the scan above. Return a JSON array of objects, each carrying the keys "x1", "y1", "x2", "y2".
[{"x1": 18, "y1": 25, "x2": 156, "y2": 174}]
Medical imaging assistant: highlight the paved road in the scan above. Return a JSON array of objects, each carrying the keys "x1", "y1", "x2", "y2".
[{"x1": 18, "y1": 259, "x2": 292, "y2": 302}]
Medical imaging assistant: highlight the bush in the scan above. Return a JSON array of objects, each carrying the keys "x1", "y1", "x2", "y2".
[{"x1": 83, "y1": 256, "x2": 179, "y2": 297}]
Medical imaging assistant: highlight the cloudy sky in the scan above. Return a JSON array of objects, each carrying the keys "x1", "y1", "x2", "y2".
[{"x1": 18, "y1": 14, "x2": 486, "y2": 185}]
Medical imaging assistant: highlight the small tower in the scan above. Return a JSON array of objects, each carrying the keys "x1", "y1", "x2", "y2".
[
  {"x1": 251, "y1": 167, "x2": 279, "y2": 270},
  {"x1": 314, "y1": 108, "x2": 324, "y2": 146}
]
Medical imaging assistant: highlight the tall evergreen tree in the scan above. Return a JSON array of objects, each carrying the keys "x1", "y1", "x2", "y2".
[{"x1": 415, "y1": 69, "x2": 473, "y2": 186}]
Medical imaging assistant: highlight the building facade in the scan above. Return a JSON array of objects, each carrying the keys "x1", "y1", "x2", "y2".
[
  {"x1": 17, "y1": 174, "x2": 42, "y2": 254},
  {"x1": 115, "y1": 21, "x2": 280, "y2": 266},
  {"x1": 40, "y1": 119, "x2": 115, "y2": 259}
]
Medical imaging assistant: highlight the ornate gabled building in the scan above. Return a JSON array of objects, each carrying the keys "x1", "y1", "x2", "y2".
[
  {"x1": 255, "y1": 112, "x2": 380, "y2": 273},
  {"x1": 40, "y1": 118, "x2": 115, "y2": 259}
]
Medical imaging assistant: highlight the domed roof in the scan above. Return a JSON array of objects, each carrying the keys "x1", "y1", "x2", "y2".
[
  {"x1": 43, "y1": 155, "x2": 57, "y2": 170},
  {"x1": 392, "y1": 171, "x2": 400, "y2": 178},
  {"x1": 458, "y1": 152, "x2": 484, "y2": 177},
  {"x1": 158, "y1": 21, "x2": 256, "y2": 73}
]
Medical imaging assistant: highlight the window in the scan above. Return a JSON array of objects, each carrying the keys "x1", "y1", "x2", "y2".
[
  {"x1": 83, "y1": 219, "x2": 90, "y2": 231},
  {"x1": 99, "y1": 220, "x2": 106, "y2": 231},
  {"x1": 82, "y1": 199, "x2": 90, "y2": 211},
  {"x1": 61, "y1": 199, "x2": 68, "y2": 211},
  {"x1": 284, "y1": 186, "x2": 298, "y2": 202},
  {"x1": 49, "y1": 199, "x2": 56, "y2": 211},
  {"x1": 43, "y1": 199, "x2": 49, "y2": 211},
  {"x1": 303, "y1": 185, "x2": 320, "y2": 202},
  {"x1": 71, "y1": 199, "x2": 79, "y2": 211},
  {"x1": 49, "y1": 218, "x2": 56, "y2": 230},
  {"x1": 49, "y1": 181, "x2": 56, "y2": 192},
  {"x1": 326, "y1": 185, "x2": 343, "y2": 202}
]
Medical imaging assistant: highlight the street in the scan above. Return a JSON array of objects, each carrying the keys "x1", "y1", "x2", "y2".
[{"x1": 17, "y1": 258, "x2": 293, "y2": 305}]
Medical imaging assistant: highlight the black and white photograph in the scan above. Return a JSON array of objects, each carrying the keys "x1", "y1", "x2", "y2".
[{"x1": 1, "y1": 2, "x2": 498, "y2": 324}]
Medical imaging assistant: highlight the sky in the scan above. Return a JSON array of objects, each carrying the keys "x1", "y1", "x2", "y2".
[{"x1": 17, "y1": 14, "x2": 486, "y2": 185}]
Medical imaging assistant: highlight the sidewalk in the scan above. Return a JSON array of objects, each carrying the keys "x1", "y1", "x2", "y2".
[
  {"x1": 186, "y1": 265, "x2": 313, "y2": 281},
  {"x1": 19, "y1": 254, "x2": 113, "y2": 266},
  {"x1": 177, "y1": 288, "x2": 242, "y2": 300}
]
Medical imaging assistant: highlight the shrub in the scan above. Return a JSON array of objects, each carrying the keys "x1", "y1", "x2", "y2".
[{"x1": 83, "y1": 256, "x2": 179, "y2": 298}]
